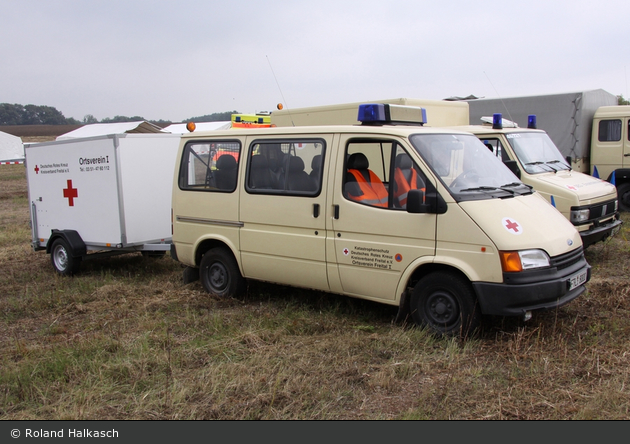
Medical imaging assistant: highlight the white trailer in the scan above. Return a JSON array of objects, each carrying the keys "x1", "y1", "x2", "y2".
[{"x1": 25, "y1": 133, "x2": 182, "y2": 275}]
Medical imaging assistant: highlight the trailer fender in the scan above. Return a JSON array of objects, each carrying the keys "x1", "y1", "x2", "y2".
[{"x1": 46, "y1": 230, "x2": 87, "y2": 258}]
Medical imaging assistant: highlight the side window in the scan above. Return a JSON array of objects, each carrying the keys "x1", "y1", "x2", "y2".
[
  {"x1": 178, "y1": 141, "x2": 240, "y2": 192},
  {"x1": 598, "y1": 119, "x2": 622, "y2": 142},
  {"x1": 343, "y1": 139, "x2": 426, "y2": 209},
  {"x1": 246, "y1": 139, "x2": 324, "y2": 196},
  {"x1": 482, "y1": 138, "x2": 511, "y2": 162}
]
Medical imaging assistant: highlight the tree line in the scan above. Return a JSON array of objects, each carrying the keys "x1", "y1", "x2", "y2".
[{"x1": 0, "y1": 103, "x2": 240, "y2": 126}]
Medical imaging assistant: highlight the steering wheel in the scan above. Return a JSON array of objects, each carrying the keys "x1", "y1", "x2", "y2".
[{"x1": 450, "y1": 169, "x2": 480, "y2": 189}]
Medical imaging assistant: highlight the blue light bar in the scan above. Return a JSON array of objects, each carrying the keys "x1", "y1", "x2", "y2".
[
  {"x1": 527, "y1": 115, "x2": 537, "y2": 129},
  {"x1": 358, "y1": 104, "x2": 387, "y2": 123},
  {"x1": 357, "y1": 103, "x2": 427, "y2": 126},
  {"x1": 492, "y1": 113, "x2": 503, "y2": 130}
]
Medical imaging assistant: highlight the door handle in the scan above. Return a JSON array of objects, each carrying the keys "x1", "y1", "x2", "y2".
[
  {"x1": 334, "y1": 204, "x2": 340, "y2": 219},
  {"x1": 313, "y1": 203, "x2": 320, "y2": 218}
]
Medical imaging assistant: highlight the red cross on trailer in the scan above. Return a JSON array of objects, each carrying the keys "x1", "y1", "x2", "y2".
[
  {"x1": 34, "y1": 165, "x2": 40, "y2": 174},
  {"x1": 502, "y1": 217, "x2": 522, "y2": 235},
  {"x1": 63, "y1": 180, "x2": 78, "y2": 206}
]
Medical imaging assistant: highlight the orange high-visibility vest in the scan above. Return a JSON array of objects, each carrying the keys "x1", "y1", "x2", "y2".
[
  {"x1": 347, "y1": 169, "x2": 388, "y2": 207},
  {"x1": 394, "y1": 167, "x2": 424, "y2": 207}
]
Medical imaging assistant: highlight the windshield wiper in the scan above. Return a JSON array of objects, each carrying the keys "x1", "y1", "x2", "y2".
[
  {"x1": 500, "y1": 182, "x2": 533, "y2": 194},
  {"x1": 459, "y1": 186, "x2": 513, "y2": 194},
  {"x1": 525, "y1": 161, "x2": 556, "y2": 172},
  {"x1": 545, "y1": 160, "x2": 571, "y2": 171}
]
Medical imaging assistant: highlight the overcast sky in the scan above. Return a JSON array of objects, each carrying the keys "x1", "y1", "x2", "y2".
[{"x1": 1, "y1": 0, "x2": 628, "y2": 123}]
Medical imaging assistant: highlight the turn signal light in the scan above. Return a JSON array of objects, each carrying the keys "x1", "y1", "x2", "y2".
[{"x1": 500, "y1": 251, "x2": 522, "y2": 272}]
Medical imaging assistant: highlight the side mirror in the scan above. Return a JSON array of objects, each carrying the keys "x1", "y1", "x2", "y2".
[
  {"x1": 504, "y1": 160, "x2": 521, "y2": 179},
  {"x1": 407, "y1": 189, "x2": 447, "y2": 214}
]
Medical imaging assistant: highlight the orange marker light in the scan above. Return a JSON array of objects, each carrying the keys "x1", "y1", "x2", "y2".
[
  {"x1": 277, "y1": 103, "x2": 284, "y2": 110},
  {"x1": 186, "y1": 121, "x2": 196, "y2": 132},
  {"x1": 500, "y1": 251, "x2": 523, "y2": 272}
]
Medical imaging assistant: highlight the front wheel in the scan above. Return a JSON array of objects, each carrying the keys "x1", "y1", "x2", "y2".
[
  {"x1": 199, "y1": 248, "x2": 245, "y2": 297},
  {"x1": 617, "y1": 182, "x2": 630, "y2": 212},
  {"x1": 410, "y1": 271, "x2": 481, "y2": 337},
  {"x1": 50, "y1": 238, "x2": 82, "y2": 276}
]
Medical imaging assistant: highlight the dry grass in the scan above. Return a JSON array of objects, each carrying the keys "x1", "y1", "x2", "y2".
[{"x1": 1, "y1": 163, "x2": 630, "y2": 420}]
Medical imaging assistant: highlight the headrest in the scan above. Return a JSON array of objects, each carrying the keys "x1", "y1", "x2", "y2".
[
  {"x1": 216, "y1": 154, "x2": 237, "y2": 170},
  {"x1": 288, "y1": 156, "x2": 305, "y2": 172},
  {"x1": 347, "y1": 152, "x2": 369, "y2": 170},
  {"x1": 396, "y1": 154, "x2": 412, "y2": 169}
]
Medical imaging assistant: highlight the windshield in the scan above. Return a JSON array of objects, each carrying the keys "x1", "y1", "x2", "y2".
[
  {"x1": 506, "y1": 132, "x2": 570, "y2": 174},
  {"x1": 410, "y1": 133, "x2": 531, "y2": 199}
]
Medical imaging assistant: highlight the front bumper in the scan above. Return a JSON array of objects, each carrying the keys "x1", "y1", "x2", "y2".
[
  {"x1": 473, "y1": 247, "x2": 591, "y2": 317},
  {"x1": 580, "y1": 216, "x2": 622, "y2": 248}
]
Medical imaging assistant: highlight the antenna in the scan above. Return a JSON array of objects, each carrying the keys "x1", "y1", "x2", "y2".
[
  {"x1": 266, "y1": 55, "x2": 295, "y2": 126},
  {"x1": 483, "y1": 71, "x2": 514, "y2": 123}
]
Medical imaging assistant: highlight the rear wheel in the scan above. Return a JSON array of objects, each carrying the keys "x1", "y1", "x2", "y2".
[
  {"x1": 199, "y1": 248, "x2": 245, "y2": 297},
  {"x1": 50, "y1": 238, "x2": 81, "y2": 276},
  {"x1": 410, "y1": 271, "x2": 481, "y2": 337}
]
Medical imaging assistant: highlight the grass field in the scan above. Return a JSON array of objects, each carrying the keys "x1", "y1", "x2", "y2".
[{"x1": 1, "y1": 162, "x2": 630, "y2": 420}]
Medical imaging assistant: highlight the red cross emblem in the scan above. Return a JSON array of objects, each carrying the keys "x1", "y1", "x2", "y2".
[
  {"x1": 502, "y1": 217, "x2": 522, "y2": 235},
  {"x1": 343, "y1": 248, "x2": 349, "y2": 256},
  {"x1": 63, "y1": 180, "x2": 78, "y2": 206},
  {"x1": 567, "y1": 185, "x2": 577, "y2": 191},
  {"x1": 34, "y1": 165, "x2": 40, "y2": 174}
]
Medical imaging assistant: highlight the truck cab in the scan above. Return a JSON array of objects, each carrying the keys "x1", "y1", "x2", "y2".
[
  {"x1": 171, "y1": 104, "x2": 590, "y2": 337},
  {"x1": 448, "y1": 114, "x2": 621, "y2": 248},
  {"x1": 590, "y1": 105, "x2": 630, "y2": 211}
]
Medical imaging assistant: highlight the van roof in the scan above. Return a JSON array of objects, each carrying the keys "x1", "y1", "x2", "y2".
[
  {"x1": 440, "y1": 125, "x2": 545, "y2": 135},
  {"x1": 180, "y1": 124, "x2": 475, "y2": 140}
]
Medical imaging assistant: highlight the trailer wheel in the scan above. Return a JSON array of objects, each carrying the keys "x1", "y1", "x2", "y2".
[
  {"x1": 199, "y1": 248, "x2": 245, "y2": 297},
  {"x1": 617, "y1": 182, "x2": 630, "y2": 212},
  {"x1": 410, "y1": 271, "x2": 481, "y2": 337},
  {"x1": 50, "y1": 238, "x2": 81, "y2": 276}
]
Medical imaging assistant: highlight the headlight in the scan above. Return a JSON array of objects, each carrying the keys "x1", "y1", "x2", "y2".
[
  {"x1": 570, "y1": 208, "x2": 590, "y2": 224},
  {"x1": 500, "y1": 249, "x2": 550, "y2": 272}
]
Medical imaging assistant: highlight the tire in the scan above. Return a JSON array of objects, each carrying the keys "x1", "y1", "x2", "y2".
[
  {"x1": 410, "y1": 271, "x2": 481, "y2": 337},
  {"x1": 199, "y1": 248, "x2": 245, "y2": 297},
  {"x1": 617, "y1": 182, "x2": 630, "y2": 212},
  {"x1": 50, "y1": 238, "x2": 82, "y2": 276}
]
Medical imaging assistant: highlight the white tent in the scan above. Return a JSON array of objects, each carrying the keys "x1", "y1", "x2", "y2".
[
  {"x1": 0, "y1": 130, "x2": 25, "y2": 164},
  {"x1": 56, "y1": 121, "x2": 166, "y2": 140},
  {"x1": 162, "y1": 121, "x2": 232, "y2": 133}
]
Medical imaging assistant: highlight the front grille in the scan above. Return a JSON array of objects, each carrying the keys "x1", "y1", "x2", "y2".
[
  {"x1": 589, "y1": 199, "x2": 617, "y2": 219},
  {"x1": 550, "y1": 247, "x2": 584, "y2": 271}
]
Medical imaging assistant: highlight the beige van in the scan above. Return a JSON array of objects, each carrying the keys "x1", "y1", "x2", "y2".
[
  {"x1": 449, "y1": 114, "x2": 621, "y2": 248},
  {"x1": 171, "y1": 104, "x2": 591, "y2": 336}
]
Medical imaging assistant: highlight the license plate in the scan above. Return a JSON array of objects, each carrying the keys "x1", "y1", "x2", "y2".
[{"x1": 569, "y1": 269, "x2": 588, "y2": 291}]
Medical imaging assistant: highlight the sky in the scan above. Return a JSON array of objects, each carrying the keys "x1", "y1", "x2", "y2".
[{"x1": 1, "y1": 0, "x2": 629, "y2": 123}]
